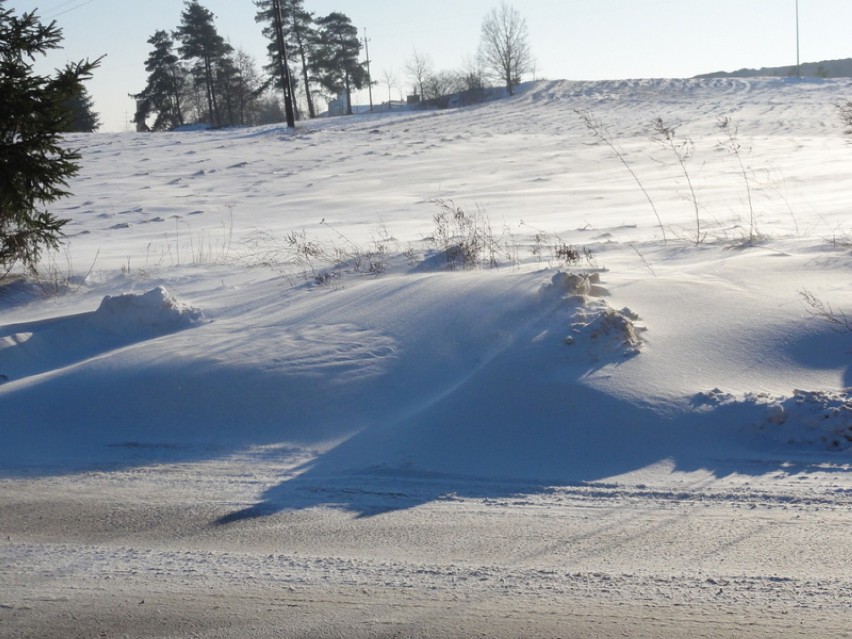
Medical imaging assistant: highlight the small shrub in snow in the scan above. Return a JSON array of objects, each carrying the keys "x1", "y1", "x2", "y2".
[
  {"x1": 314, "y1": 269, "x2": 342, "y2": 289},
  {"x1": 837, "y1": 99, "x2": 852, "y2": 134},
  {"x1": 428, "y1": 199, "x2": 514, "y2": 270},
  {"x1": 430, "y1": 198, "x2": 482, "y2": 269},
  {"x1": 718, "y1": 116, "x2": 760, "y2": 244},
  {"x1": 286, "y1": 229, "x2": 324, "y2": 261},
  {"x1": 31, "y1": 245, "x2": 98, "y2": 297},
  {"x1": 652, "y1": 117, "x2": 702, "y2": 245},
  {"x1": 522, "y1": 222, "x2": 594, "y2": 269},
  {"x1": 553, "y1": 242, "x2": 581, "y2": 264},
  {"x1": 365, "y1": 225, "x2": 395, "y2": 274},
  {"x1": 576, "y1": 109, "x2": 667, "y2": 243},
  {"x1": 799, "y1": 289, "x2": 851, "y2": 333}
]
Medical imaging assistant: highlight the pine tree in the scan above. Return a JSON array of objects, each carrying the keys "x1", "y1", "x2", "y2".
[
  {"x1": 0, "y1": 1, "x2": 101, "y2": 275},
  {"x1": 175, "y1": 1, "x2": 232, "y2": 127},
  {"x1": 255, "y1": 0, "x2": 317, "y2": 119},
  {"x1": 131, "y1": 30, "x2": 188, "y2": 131},
  {"x1": 313, "y1": 12, "x2": 366, "y2": 116}
]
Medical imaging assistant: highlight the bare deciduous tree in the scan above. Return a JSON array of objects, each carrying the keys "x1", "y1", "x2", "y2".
[
  {"x1": 424, "y1": 70, "x2": 461, "y2": 108},
  {"x1": 478, "y1": 2, "x2": 532, "y2": 96},
  {"x1": 381, "y1": 68, "x2": 398, "y2": 108},
  {"x1": 457, "y1": 54, "x2": 486, "y2": 104},
  {"x1": 405, "y1": 48, "x2": 432, "y2": 99}
]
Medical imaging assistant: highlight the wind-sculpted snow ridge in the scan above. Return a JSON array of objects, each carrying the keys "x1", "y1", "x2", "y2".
[
  {"x1": 510, "y1": 76, "x2": 852, "y2": 137},
  {"x1": 696, "y1": 388, "x2": 852, "y2": 452},
  {"x1": 0, "y1": 287, "x2": 203, "y2": 385}
]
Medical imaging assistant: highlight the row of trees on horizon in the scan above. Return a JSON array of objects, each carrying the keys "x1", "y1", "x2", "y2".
[
  {"x1": 131, "y1": 0, "x2": 534, "y2": 131},
  {"x1": 0, "y1": 0, "x2": 532, "y2": 276}
]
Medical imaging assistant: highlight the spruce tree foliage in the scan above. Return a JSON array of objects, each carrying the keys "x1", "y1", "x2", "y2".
[
  {"x1": 312, "y1": 12, "x2": 367, "y2": 116},
  {"x1": 0, "y1": 0, "x2": 101, "y2": 276},
  {"x1": 60, "y1": 82, "x2": 101, "y2": 132},
  {"x1": 131, "y1": 30, "x2": 188, "y2": 131},
  {"x1": 254, "y1": 0, "x2": 317, "y2": 119},
  {"x1": 479, "y1": 2, "x2": 532, "y2": 96},
  {"x1": 176, "y1": 1, "x2": 232, "y2": 127}
]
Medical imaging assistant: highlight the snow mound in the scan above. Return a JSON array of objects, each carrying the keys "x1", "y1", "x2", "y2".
[
  {"x1": 566, "y1": 301, "x2": 644, "y2": 356},
  {"x1": 93, "y1": 287, "x2": 204, "y2": 335},
  {"x1": 545, "y1": 271, "x2": 644, "y2": 358},
  {"x1": 697, "y1": 388, "x2": 852, "y2": 452},
  {"x1": 760, "y1": 389, "x2": 852, "y2": 452},
  {"x1": 549, "y1": 271, "x2": 608, "y2": 299}
]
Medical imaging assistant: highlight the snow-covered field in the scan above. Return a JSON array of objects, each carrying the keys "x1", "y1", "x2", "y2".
[{"x1": 1, "y1": 77, "x2": 851, "y2": 638}]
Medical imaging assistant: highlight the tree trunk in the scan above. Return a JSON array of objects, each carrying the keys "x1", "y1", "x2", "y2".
[
  {"x1": 271, "y1": 0, "x2": 296, "y2": 128},
  {"x1": 344, "y1": 71, "x2": 352, "y2": 115},
  {"x1": 297, "y1": 42, "x2": 315, "y2": 118},
  {"x1": 170, "y1": 68, "x2": 184, "y2": 126},
  {"x1": 203, "y1": 55, "x2": 218, "y2": 126}
]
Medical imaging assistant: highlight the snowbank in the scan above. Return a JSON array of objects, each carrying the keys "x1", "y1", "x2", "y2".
[{"x1": 92, "y1": 286, "x2": 204, "y2": 335}]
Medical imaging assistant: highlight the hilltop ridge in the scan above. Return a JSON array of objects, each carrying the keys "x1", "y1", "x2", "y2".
[{"x1": 696, "y1": 56, "x2": 852, "y2": 78}]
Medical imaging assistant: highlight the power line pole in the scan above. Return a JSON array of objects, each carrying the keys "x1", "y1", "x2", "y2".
[
  {"x1": 271, "y1": 0, "x2": 296, "y2": 128},
  {"x1": 363, "y1": 27, "x2": 373, "y2": 113}
]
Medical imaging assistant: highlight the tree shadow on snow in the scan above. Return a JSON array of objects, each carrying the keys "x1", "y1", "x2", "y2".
[
  {"x1": 3, "y1": 280, "x2": 846, "y2": 518},
  {"x1": 213, "y1": 386, "x2": 827, "y2": 523},
  {"x1": 214, "y1": 337, "x2": 847, "y2": 523}
]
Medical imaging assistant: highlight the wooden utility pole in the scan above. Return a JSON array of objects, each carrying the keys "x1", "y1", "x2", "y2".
[
  {"x1": 364, "y1": 27, "x2": 373, "y2": 113},
  {"x1": 271, "y1": 0, "x2": 296, "y2": 128}
]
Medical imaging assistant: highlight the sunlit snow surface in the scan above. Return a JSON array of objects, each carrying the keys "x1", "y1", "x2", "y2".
[{"x1": 1, "y1": 78, "x2": 850, "y2": 638}]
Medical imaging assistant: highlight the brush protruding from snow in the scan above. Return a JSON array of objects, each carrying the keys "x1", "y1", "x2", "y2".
[{"x1": 546, "y1": 271, "x2": 645, "y2": 357}]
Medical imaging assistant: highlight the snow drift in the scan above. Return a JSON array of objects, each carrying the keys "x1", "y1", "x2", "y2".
[
  {"x1": 1, "y1": 77, "x2": 850, "y2": 484},
  {"x1": 1, "y1": 77, "x2": 851, "y2": 639}
]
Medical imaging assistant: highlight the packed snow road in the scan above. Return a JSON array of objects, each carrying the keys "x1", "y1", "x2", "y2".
[{"x1": 2, "y1": 456, "x2": 850, "y2": 638}]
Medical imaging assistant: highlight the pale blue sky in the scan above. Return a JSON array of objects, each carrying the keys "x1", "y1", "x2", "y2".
[{"x1": 12, "y1": 0, "x2": 852, "y2": 131}]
